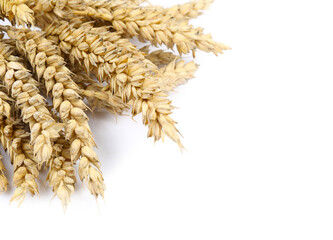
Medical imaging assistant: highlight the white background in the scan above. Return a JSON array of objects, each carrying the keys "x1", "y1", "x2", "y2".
[{"x1": 1, "y1": 0, "x2": 333, "y2": 239}]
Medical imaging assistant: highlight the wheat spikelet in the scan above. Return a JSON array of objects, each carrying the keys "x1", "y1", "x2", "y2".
[
  {"x1": 0, "y1": 41, "x2": 62, "y2": 166},
  {"x1": 5, "y1": 27, "x2": 105, "y2": 198},
  {"x1": 0, "y1": 0, "x2": 34, "y2": 26}
]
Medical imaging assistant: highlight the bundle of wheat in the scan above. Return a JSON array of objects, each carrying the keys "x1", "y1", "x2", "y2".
[{"x1": 0, "y1": 0, "x2": 229, "y2": 209}]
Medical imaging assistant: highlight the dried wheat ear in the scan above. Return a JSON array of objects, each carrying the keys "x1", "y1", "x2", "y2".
[{"x1": 0, "y1": 0, "x2": 229, "y2": 209}]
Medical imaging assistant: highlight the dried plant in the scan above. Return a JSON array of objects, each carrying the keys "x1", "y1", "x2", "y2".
[
  {"x1": 73, "y1": 70, "x2": 129, "y2": 114},
  {"x1": 0, "y1": 0, "x2": 229, "y2": 208},
  {"x1": 4, "y1": 27, "x2": 105, "y2": 198},
  {"x1": 0, "y1": 90, "x2": 39, "y2": 204},
  {"x1": 71, "y1": 0, "x2": 230, "y2": 55},
  {"x1": 0, "y1": 42, "x2": 62, "y2": 166},
  {"x1": 42, "y1": 21, "x2": 185, "y2": 148}
]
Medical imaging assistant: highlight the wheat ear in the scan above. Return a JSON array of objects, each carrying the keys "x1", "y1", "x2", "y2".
[
  {"x1": 29, "y1": 0, "x2": 229, "y2": 55},
  {"x1": 70, "y1": 1, "x2": 229, "y2": 55},
  {"x1": 6, "y1": 28, "x2": 105, "y2": 198},
  {"x1": 0, "y1": 41, "x2": 62, "y2": 166},
  {"x1": 10, "y1": 127, "x2": 39, "y2": 204},
  {"x1": 0, "y1": 91, "x2": 39, "y2": 204},
  {"x1": 29, "y1": 0, "x2": 139, "y2": 29},
  {"x1": 44, "y1": 21, "x2": 184, "y2": 148}
]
